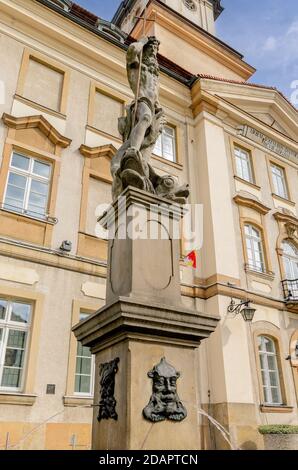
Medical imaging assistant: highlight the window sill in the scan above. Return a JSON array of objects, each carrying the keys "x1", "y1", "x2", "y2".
[
  {"x1": 245, "y1": 265, "x2": 275, "y2": 281},
  {"x1": 14, "y1": 94, "x2": 66, "y2": 120},
  {"x1": 260, "y1": 405, "x2": 294, "y2": 413},
  {"x1": 234, "y1": 175, "x2": 260, "y2": 190},
  {"x1": 152, "y1": 154, "x2": 183, "y2": 170},
  {"x1": 63, "y1": 395, "x2": 94, "y2": 407},
  {"x1": 86, "y1": 125, "x2": 122, "y2": 144},
  {"x1": 272, "y1": 193, "x2": 295, "y2": 207},
  {"x1": 0, "y1": 207, "x2": 57, "y2": 225},
  {"x1": 0, "y1": 392, "x2": 37, "y2": 406}
]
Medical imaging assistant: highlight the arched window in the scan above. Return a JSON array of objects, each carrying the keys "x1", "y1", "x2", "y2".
[
  {"x1": 244, "y1": 224, "x2": 265, "y2": 273},
  {"x1": 282, "y1": 241, "x2": 298, "y2": 280},
  {"x1": 258, "y1": 336, "x2": 282, "y2": 405}
]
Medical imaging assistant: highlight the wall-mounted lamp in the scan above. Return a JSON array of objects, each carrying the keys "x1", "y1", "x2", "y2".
[{"x1": 227, "y1": 298, "x2": 256, "y2": 322}]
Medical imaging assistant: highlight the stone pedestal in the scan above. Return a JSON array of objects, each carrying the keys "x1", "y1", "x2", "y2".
[{"x1": 73, "y1": 187, "x2": 219, "y2": 450}]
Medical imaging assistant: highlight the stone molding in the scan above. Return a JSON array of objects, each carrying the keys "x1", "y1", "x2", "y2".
[
  {"x1": 233, "y1": 194, "x2": 271, "y2": 215},
  {"x1": 2, "y1": 113, "x2": 72, "y2": 148}
]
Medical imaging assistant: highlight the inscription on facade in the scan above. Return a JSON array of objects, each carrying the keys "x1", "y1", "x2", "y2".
[{"x1": 237, "y1": 125, "x2": 298, "y2": 164}]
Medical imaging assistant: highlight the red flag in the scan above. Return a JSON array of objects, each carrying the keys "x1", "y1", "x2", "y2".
[{"x1": 184, "y1": 250, "x2": 197, "y2": 269}]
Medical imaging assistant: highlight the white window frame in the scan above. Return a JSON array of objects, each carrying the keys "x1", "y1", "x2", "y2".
[
  {"x1": 74, "y1": 312, "x2": 95, "y2": 397},
  {"x1": 271, "y1": 163, "x2": 288, "y2": 199},
  {"x1": 0, "y1": 299, "x2": 31, "y2": 392},
  {"x1": 258, "y1": 335, "x2": 283, "y2": 406},
  {"x1": 234, "y1": 146, "x2": 254, "y2": 183},
  {"x1": 3, "y1": 151, "x2": 52, "y2": 220},
  {"x1": 244, "y1": 224, "x2": 265, "y2": 273},
  {"x1": 154, "y1": 125, "x2": 177, "y2": 162}
]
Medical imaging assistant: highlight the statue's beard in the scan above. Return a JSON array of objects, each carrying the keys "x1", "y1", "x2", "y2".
[{"x1": 143, "y1": 55, "x2": 159, "y2": 76}]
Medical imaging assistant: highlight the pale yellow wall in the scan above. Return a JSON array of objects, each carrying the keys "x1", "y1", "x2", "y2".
[{"x1": 155, "y1": 24, "x2": 243, "y2": 80}]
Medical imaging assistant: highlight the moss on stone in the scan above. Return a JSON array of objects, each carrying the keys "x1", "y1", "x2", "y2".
[{"x1": 258, "y1": 425, "x2": 298, "y2": 435}]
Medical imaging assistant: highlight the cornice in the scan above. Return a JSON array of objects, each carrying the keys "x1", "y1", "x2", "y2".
[
  {"x1": 191, "y1": 86, "x2": 298, "y2": 157},
  {"x1": 273, "y1": 210, "x2": 298, "y2": 226},
  {"x1": 79, "y1": 144, "x2": 117, "y2": 159},
  {"x1": 198, "y1": 78, "x2": 298, "y2": 129},
  {"x1": 2, "y1": 113, "x2": 72, "y2": 148},
  {"x1": 233, "y1": 194, "x2": 271, "y2": 215}
]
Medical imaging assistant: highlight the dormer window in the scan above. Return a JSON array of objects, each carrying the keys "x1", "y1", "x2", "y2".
[
  {"x1": 48, "y1": 0, "x2": 72, "y2": 11},
  {"x1": 182, "y1": 0, "x2": 197, "y2": 11}
]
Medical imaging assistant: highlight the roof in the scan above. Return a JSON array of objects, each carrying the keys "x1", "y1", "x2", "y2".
[
  {"x1": 197, "y1": 74, "x2": 298, "y2": 113},
  {"x1": 36, "y1": 1, "x2": 296, "y2": 113}
]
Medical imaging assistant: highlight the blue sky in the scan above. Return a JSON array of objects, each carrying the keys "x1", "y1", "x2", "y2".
[{"x1": 77, "y1": 0, "x2": 298, "y2": 101}]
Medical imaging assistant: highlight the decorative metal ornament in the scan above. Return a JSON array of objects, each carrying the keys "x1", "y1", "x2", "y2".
[
  {"x1": 182, "y1": 0, "x2": 197, "y2": 11},
  {"x1": 143, "y1": 357, "x2": 187, "y2": 423},
  {"x1": 97, "y1": 357, "x2": 119, "y2": 421}
]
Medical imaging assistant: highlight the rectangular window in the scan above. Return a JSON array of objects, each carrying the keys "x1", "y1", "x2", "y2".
[
  {"x1": 234, "y1": 146, "x2": 254, "y2": 183},
  {"x1": 4, "y1": 152, "x2": 51, "y2": 220},
  {"x1": 154, "y1": 126, "x2": 176, "y2": 162},
  {"x1": 245, "y1": 224, "x2": 265, "y2": 273},
  {"x1": 271, "y1": 163, "x2": 288, "y2": 199},
  {"x1": 0, "y1": 299, "x2": 31, "y2": 391},
  {"x1": 74, "y1": 313, "x2": 94, "y2": 396},
  {"x1": 258, "y1": 336, "x2": 282, "y2": 405}
]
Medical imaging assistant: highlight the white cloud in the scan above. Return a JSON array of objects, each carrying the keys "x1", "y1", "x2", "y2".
[
  {"x1": 263, "y1": 36, "x2": 277, "y2": 51},
  {"x1": 287, "y1": 20, "x2": 298, "y2": 35}
]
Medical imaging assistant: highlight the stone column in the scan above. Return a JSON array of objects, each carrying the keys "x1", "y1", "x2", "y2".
[{"x1": 73, "y1": 186, "x2": 219, "y2": 450}]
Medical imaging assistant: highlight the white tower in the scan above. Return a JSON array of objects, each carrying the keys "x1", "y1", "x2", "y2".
[{"x1": 113, "y1": 0, "x2": 223, "y2": 36}]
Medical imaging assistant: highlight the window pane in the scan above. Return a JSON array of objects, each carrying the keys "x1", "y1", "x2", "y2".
[
  {"x1": 4, "y1": 198, "x2": 23, "y2": 211},
  {"x1": 283, "y1": 242, "x2": 298, "y2": 257},
  {"x1": 1, "y1": 368, "x2": 22, "y2": 388},
  {"x1": 154, "y1": 135, "x2": 162, "y2": 157},
  {"x1": 263, "y1": 386, "x2": 270, "y2": 404},
  {"x1": 164, "y1": 126, "x2": 174, "y2": 137},
  {"x1": 235, "y1": 157, "x2": 243, "y2": 177},
  {"x1": 77, "y1": 342, "x2": 91, "y2": 358},
  {"x1": 269, "y1": 371, "x2": 279, "y2": 387},
  {"x1": 11, "y1": 153, "x2": 30, "y2": 171},
  {"x1": 30, "y1": 180, "x2": 49, "y2": 196},
  {"x1": 261, "y1": 370, "x2": 268, "y2": 387},
  {"x1": 33, "y1": 160, "x2": 51, "y2": 178},
  {"x1": 10, "y1": 303, "x2": 31, "y2": 324},
  {"x1": 259, "y1": 353, "x2": 266, "y2": 370},
  {"x1": 7, "y1": 330, "x2": 26, "y2": 348},
  {"x1": 0, "y1": 300, "x2": 7, "y2": 320},
  {"x1": 28, "y1": 192, "x2": 47, "y2": 208},
  {"x1": 8, "y1": 173, "x2": 27, "y2": 189},
  {"x1": 76, "y1": 357, "x2": 91, "y2": 375},
  {"x1": 163, "y1": 133, "x2": 175, "y2": 161},
  {"x1": 4, "y1": 348, "x2": 24, "y2": 367},
  {"x1": 244, "y1": 225, "x2": 251, "y2": 236},
  {"x1": 75, "y1": 374, "x2": 91, "y2": 394},
  {"x1": 271, "y1": 387, "x2": 281, "y2": 404},
  {"x1": 264, "y1": 337, "x2": 275, "y2": 353},
  {"x1": 6, "y1": 184, "x2": 25, "y2": 202}
]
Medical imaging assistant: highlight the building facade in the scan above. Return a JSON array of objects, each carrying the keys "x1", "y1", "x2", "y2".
[{"x1": 0, "y1": 0, "x2": 297, "y2": 450}]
